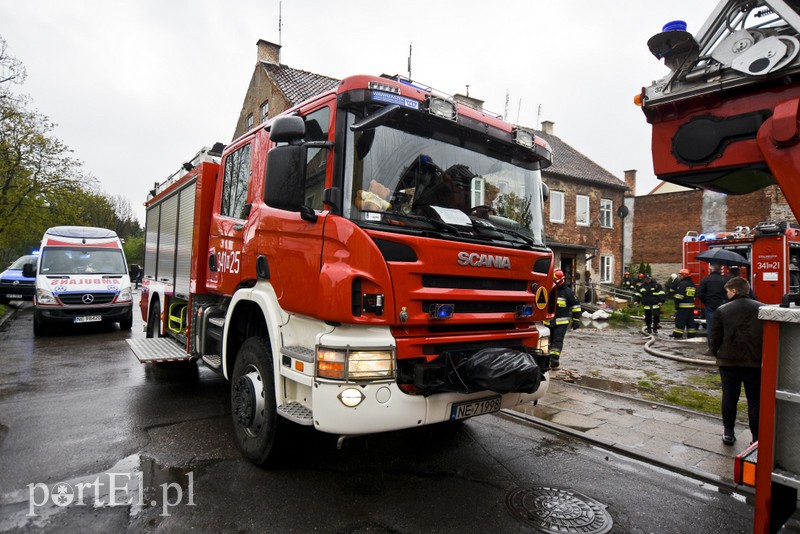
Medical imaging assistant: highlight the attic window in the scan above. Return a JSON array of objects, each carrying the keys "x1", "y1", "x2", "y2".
[
  {"x1": 246, "y1": 114, "x2": 254, "y2": 130},
  {"x1": 260, "y1": 100, "x2": 269, "y2": 123}
]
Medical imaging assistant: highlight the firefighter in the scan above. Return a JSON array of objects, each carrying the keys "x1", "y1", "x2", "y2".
[
  {"x1": 620, "y1": 271, "x2": 634, "y2": 291},
  {"x1": 635, "y1": 272, "x2": 646, "y2": 291},
  {"x1": 544, "y1": 269, "x2": 581, "y2": 368},
  {"x1": 673, "y1": 268, "x2": 698, "y2": 338},
  {"x1": 634, "y1": 273, "x2": 665, "y2": 334}
]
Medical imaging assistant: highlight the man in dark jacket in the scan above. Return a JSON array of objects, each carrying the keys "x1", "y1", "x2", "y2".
[
  {"x1": 698, "y1": 263, "x2": 729, "y2": 352},
  {"x1": 634, "y1": 273, "x2": 665, "y2": 334},
  {"x1": 544, "y1": 269, "x2": 581, "y2": 369},
  {"x1": 672, "y1": 269, "x2": 697, "y2": 338},
  {"x1": 710, "y1": 277, "x2": 764, "y2": 446}
]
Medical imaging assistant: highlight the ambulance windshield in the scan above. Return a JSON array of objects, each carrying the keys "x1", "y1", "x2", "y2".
[
  {"x1": 40, "y1": 247, "x2": 127, "y2": 275},
  {"x1": 343, "y1": 110, "x2": 546, "y2": 248}
]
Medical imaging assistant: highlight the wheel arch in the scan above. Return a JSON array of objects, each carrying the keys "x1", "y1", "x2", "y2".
[{"x1": 222, "y1": 282, "x2": 288, "y2": 381}]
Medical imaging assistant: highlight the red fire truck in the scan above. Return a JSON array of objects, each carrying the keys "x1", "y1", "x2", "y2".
[
  {"x1": 682, "y1": 221, "x2": 800, "y2": 307},
  {"x1": 640, "y1": 1, "x2": 800, "y2": 530},
  {"x1": 128, "y1": 75, "x2": 557, "y2": 466}
]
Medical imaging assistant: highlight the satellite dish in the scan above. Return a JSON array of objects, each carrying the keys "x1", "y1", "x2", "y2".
[{"x1": 617, "y1": 205, "x2": 629, "y2": 218}]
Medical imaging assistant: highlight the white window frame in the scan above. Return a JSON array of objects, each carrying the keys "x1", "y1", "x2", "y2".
[
  {"x1": 600, "y1": 255, "x2": 614, "y2": 283},
  {"x1": 576, "y1": 194, "x2": 590, "y2": 226},
  {"x1": 260, "y1": 100, "x2": 269, "y2": 123},
  {"x1": 600, "y1": 198, "x2": 613, "y2": 228},
  {"x1": 246, "y1": 113, "x2": 254, "y2": 129},
  {"x1": 549, "y1": 190, "x2": 564, "y2": 224}
]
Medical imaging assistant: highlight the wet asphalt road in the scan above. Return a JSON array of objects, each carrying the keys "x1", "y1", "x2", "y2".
[{"x1": 0, "y1": 302, "x2": 754, "y2": 533}]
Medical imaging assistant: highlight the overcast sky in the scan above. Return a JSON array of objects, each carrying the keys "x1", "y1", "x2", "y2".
[{"x1": 1, "y1": 0, "x2": 715, "y2": 224}]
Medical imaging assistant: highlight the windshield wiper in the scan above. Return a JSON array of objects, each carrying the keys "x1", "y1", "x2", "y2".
[
  {"x1": 365, "y1": 210, "x2": 462, "y2": 236},
  {"x1": 469, "y1": 216, "x2": 535, "y2": 247}
]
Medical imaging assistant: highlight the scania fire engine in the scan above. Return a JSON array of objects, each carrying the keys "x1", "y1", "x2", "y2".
[
  {"x1": 128, "y1": 75, "x2": 557, "y2": 466},
  {"x1": 683, "y1": 221, "x2": 800, "y2": 306},
  {"x1": 640, "y1": 1, "x2": 800, "y2": 530}
]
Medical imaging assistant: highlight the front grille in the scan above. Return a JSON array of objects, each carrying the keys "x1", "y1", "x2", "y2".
[
  {"x1": 58, "y1": 293, "x2": 116, "y2": 305},
  {"x1": 421, "y1": 275, "x2": 527, "y2": 291},
  {"x1": 0, "y1": 281, "x2": 34, "y2": 288},
  {"x1": 422, "y1": 300, "x2": 526, "y2": 314}
]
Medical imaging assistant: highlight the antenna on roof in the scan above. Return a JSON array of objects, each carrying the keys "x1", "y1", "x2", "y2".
[
  {"x1": 537, "y1": 104, "x2": 542, "y2": 129},
  {"x1": 504, "y1": 90, "x2": 509, "y2": 121},
  {"x1": 516, "y1": 98, "x2": 522, "y2": 125},
  {"x1": 407, "y1": 42, "x2": 412, "y2": 80},
  {"x1": 278, "y1": 1, "x2": 283, "y2": 45}
]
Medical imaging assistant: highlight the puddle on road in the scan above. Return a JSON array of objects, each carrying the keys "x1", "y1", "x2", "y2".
[
  {"x1": 575, "y1": 375, "x2": 638, "y2": 394},
  {"x1": 0, "y1": 453, "x2": 198, "y2": 530}
]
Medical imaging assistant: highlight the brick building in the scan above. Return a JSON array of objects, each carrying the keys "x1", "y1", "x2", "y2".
[
  {"x1": 536, "y1": 122, "x2": 629, "y2": 292},
  {"x1": 629, "y1": 184, "x2": 796, "y2": 281},
  {"x1": 232, "y1": 40, "x2": 339, "y2": 140}
]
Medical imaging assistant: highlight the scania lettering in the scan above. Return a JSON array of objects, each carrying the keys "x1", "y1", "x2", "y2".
[
  {"x1": 457, "y1": 252, "x2": 512, "y2": 269},
  {"x1": 128, "y1": 75, "x2": 557, "y2": 466}
]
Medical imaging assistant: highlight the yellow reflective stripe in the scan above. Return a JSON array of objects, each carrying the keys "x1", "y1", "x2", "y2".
[
  {"x1": 555, "y1": 318, "x2": 571, "y2": 325},
  {"x1": 678, "y1": 304, "x2": 694, "y2": 308},
  {"x1": 571, "y1": 306, "x2": 582, "y2": 312}
]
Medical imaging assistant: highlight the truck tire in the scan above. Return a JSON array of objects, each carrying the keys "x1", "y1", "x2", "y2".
[
  {"x1": 33, "y1": 312, "x2": 48, "y2": 337},
  {"x1": 146, "y1": 301, "x2": 161, "y2": 338},
  {"x1": 230, "y1": 337, "x2": 280, "y2": 467},
  {"x1": 119, "y1": 311, "x2": 133, "y2": 331}
]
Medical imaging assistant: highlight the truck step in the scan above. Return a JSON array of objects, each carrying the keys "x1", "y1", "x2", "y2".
[
  {"x1": 126, "y1": 338, "x2": 191, "y2": 364},
  {"x1": 277, "y1": 402, "x2": 313, "y2": 425},
  {"x1": 201, "y1": 354, "x2": 222, "y2": 370}
]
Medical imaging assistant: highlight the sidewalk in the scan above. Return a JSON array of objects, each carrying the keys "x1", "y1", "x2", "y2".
[{"x1": 509, "y1": 378, "x2": 753, "y2": 490}]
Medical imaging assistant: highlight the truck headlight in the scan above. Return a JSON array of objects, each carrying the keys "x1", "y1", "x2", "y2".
[
  {"x1": 317, "y1": 348, "x2": 395, "y2": 380},
  {"x1": 117, "y1": 287, "x2": 132, "y2": 303},
  {"x1": 36, "y1": 288, "x2": 57, "y2": 305}
]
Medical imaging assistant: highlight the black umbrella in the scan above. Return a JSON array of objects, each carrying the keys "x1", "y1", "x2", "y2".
[{"x1": 695, "y1": 247, "x2": 749, "y2": 266}]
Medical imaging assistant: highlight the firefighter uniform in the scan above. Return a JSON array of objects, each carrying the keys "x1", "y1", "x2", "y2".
[
  {"x1": 673, "y1": 271, "x2": 697, "y2": 338},
  {"x1": 544, "y1": 284, "x2": 582, "y2": 368},
  {"x1": 634, "y1": 275, "x2": 665, "y2": 333},
  {"x1": 621, "y1": 272, "x2": 634, "y2": 291}
]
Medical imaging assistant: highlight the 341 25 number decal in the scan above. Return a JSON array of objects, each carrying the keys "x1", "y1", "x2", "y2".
[{"x1": 217, "y1": 250, "x2": 240, "y2": 274}]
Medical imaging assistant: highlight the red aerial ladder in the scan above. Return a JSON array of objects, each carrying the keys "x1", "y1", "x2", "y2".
[{"x1": 639, "y1": 1, "x2": 800, "y2": 531}]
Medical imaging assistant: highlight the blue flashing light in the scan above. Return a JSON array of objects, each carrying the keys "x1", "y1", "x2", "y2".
[
  {"x1": 429, "y1": 303, "x2": 454, "y2": 319},
  {"x1": 662, "y1": 20, "x2": 687, "y2": 32},
  {"x1": 516, "y1": 305, "x2": 534, "y2": 318}
]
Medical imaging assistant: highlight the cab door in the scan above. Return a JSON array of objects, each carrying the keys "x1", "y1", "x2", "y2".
[{"x1": 207, "y1": 137, "x2": 255, "y2": 296}]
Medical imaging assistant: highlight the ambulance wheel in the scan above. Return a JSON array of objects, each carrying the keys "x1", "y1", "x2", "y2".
[
  {"x1": 119, "y1": 314, "x2": 133, "y2": 331},
  {"x1": 230, "y1": 337, "x2": 280, "y2": 467},
  {"x1": 33, "y1": 312, "x2": 48, "y2": 337}
]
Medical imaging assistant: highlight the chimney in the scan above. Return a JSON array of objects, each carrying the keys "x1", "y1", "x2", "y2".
[
  {"x1": 624, "y1": 169, "x2": 637, "y2": 197},
  {"x1": 541, "y1": 120, "x2": 554, "y2": 135},
  {"x1": 257, "y1": 39, "x2": 281, "y2": 64}
]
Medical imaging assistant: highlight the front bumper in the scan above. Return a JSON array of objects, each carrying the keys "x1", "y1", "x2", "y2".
[
  {"x1": 310, "y1": 377, "x2": 549, "y2": 435},
  {"x1": 36, "y1": 303, "x2": 132, "y2": 323}
]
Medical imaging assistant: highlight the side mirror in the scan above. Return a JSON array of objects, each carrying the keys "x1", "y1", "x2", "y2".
[
  {"x1": 269, "y1": 116, "x2": 306, "y2": 143},
  {"x1": 265, "y1": 144, "x2": 307, "y2": 212},
  {"x1": 23, "y1": 263, "x2": 37, "y2": 278}
]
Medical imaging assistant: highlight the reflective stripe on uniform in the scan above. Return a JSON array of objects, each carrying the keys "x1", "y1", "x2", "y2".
[{"x1": 555, "y1": 318, "x2": 571, "y2": 325}]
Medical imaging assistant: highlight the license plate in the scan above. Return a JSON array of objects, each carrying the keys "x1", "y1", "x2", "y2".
[
  {"x1": 6, "y1": 294, "x2": 22, "y2": 299},
  {"x1": 74, "y1": 315, "x2": 102, "y2": 323},
  {"x1": 450, "y1": 396, "x2": 502, "y2": 420}
]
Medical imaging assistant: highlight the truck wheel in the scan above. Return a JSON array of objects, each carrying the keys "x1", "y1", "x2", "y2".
[
  {"x1": 230, "y1": 337, "x2": 280, "y2": 466},
  {"x1": 33, "y1": 312, "x2": 48, "y2": 337},
  {"x1": 146, "y1": 302, "x2": 161, "y2": 338}
]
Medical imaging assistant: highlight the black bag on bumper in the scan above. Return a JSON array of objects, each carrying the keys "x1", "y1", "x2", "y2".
[{"x1": 448, "y1": 348, "x2": 542, "y2": 394}]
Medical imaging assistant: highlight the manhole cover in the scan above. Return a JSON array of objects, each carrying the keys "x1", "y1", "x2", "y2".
[{"x1": 505, "y1": 486, "x2": 613, "y2": 534}]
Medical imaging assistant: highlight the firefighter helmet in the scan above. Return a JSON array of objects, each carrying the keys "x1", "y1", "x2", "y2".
[
  {"x1": 679, "y1": 268, "x2": 691, "y2": 277},
  {"x1": 624, "y1": 271, "x2": 630, "y2": 276},
  {"x1": 553, "y1": 269, "x2": 566, "y2": 287},
  {"x1": 638, "y1": 273, "x2": 645, "y2": 279}
]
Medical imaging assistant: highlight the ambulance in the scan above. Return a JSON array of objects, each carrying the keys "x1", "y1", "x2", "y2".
[{"x1": 29, "y1": 226, "x2": 134, "y2": 336}]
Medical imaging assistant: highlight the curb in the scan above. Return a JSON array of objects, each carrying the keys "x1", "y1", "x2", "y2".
[{"x1": 0, "y1": 304, "x2": 19, "y2": 329}]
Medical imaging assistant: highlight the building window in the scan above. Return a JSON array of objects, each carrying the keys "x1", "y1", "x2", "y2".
[
  {"x1": 576, "y1": 195, "x2": 590, "y2": 226},
  {"x1": 600, "y1": 198, "x2": 613, "y2": 228},
  {"x1": 246, "y1": 113, "x2": 254, "y2": 130},
  {"x1": 260, "y1": 100, "x2": 269, "y2": 123},
  {"x1": 550, "y1": 190, "x2": 564, "y2": 223},
  {"x1": 600, "y1": 255, "x2": 613, "y2": 283}
]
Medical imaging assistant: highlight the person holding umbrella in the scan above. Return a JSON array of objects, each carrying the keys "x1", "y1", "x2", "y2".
[{"x1": 698, "y1": 263, "x2": 729, "y2": 354}]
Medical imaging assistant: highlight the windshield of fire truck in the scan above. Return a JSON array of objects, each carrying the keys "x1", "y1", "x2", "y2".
[
  {"x1": 40, "y1": 247, "x2": 127, "y2": 275},
  {"x1": 343, "y1": 111, "x2": 546, "y2": 247}
]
